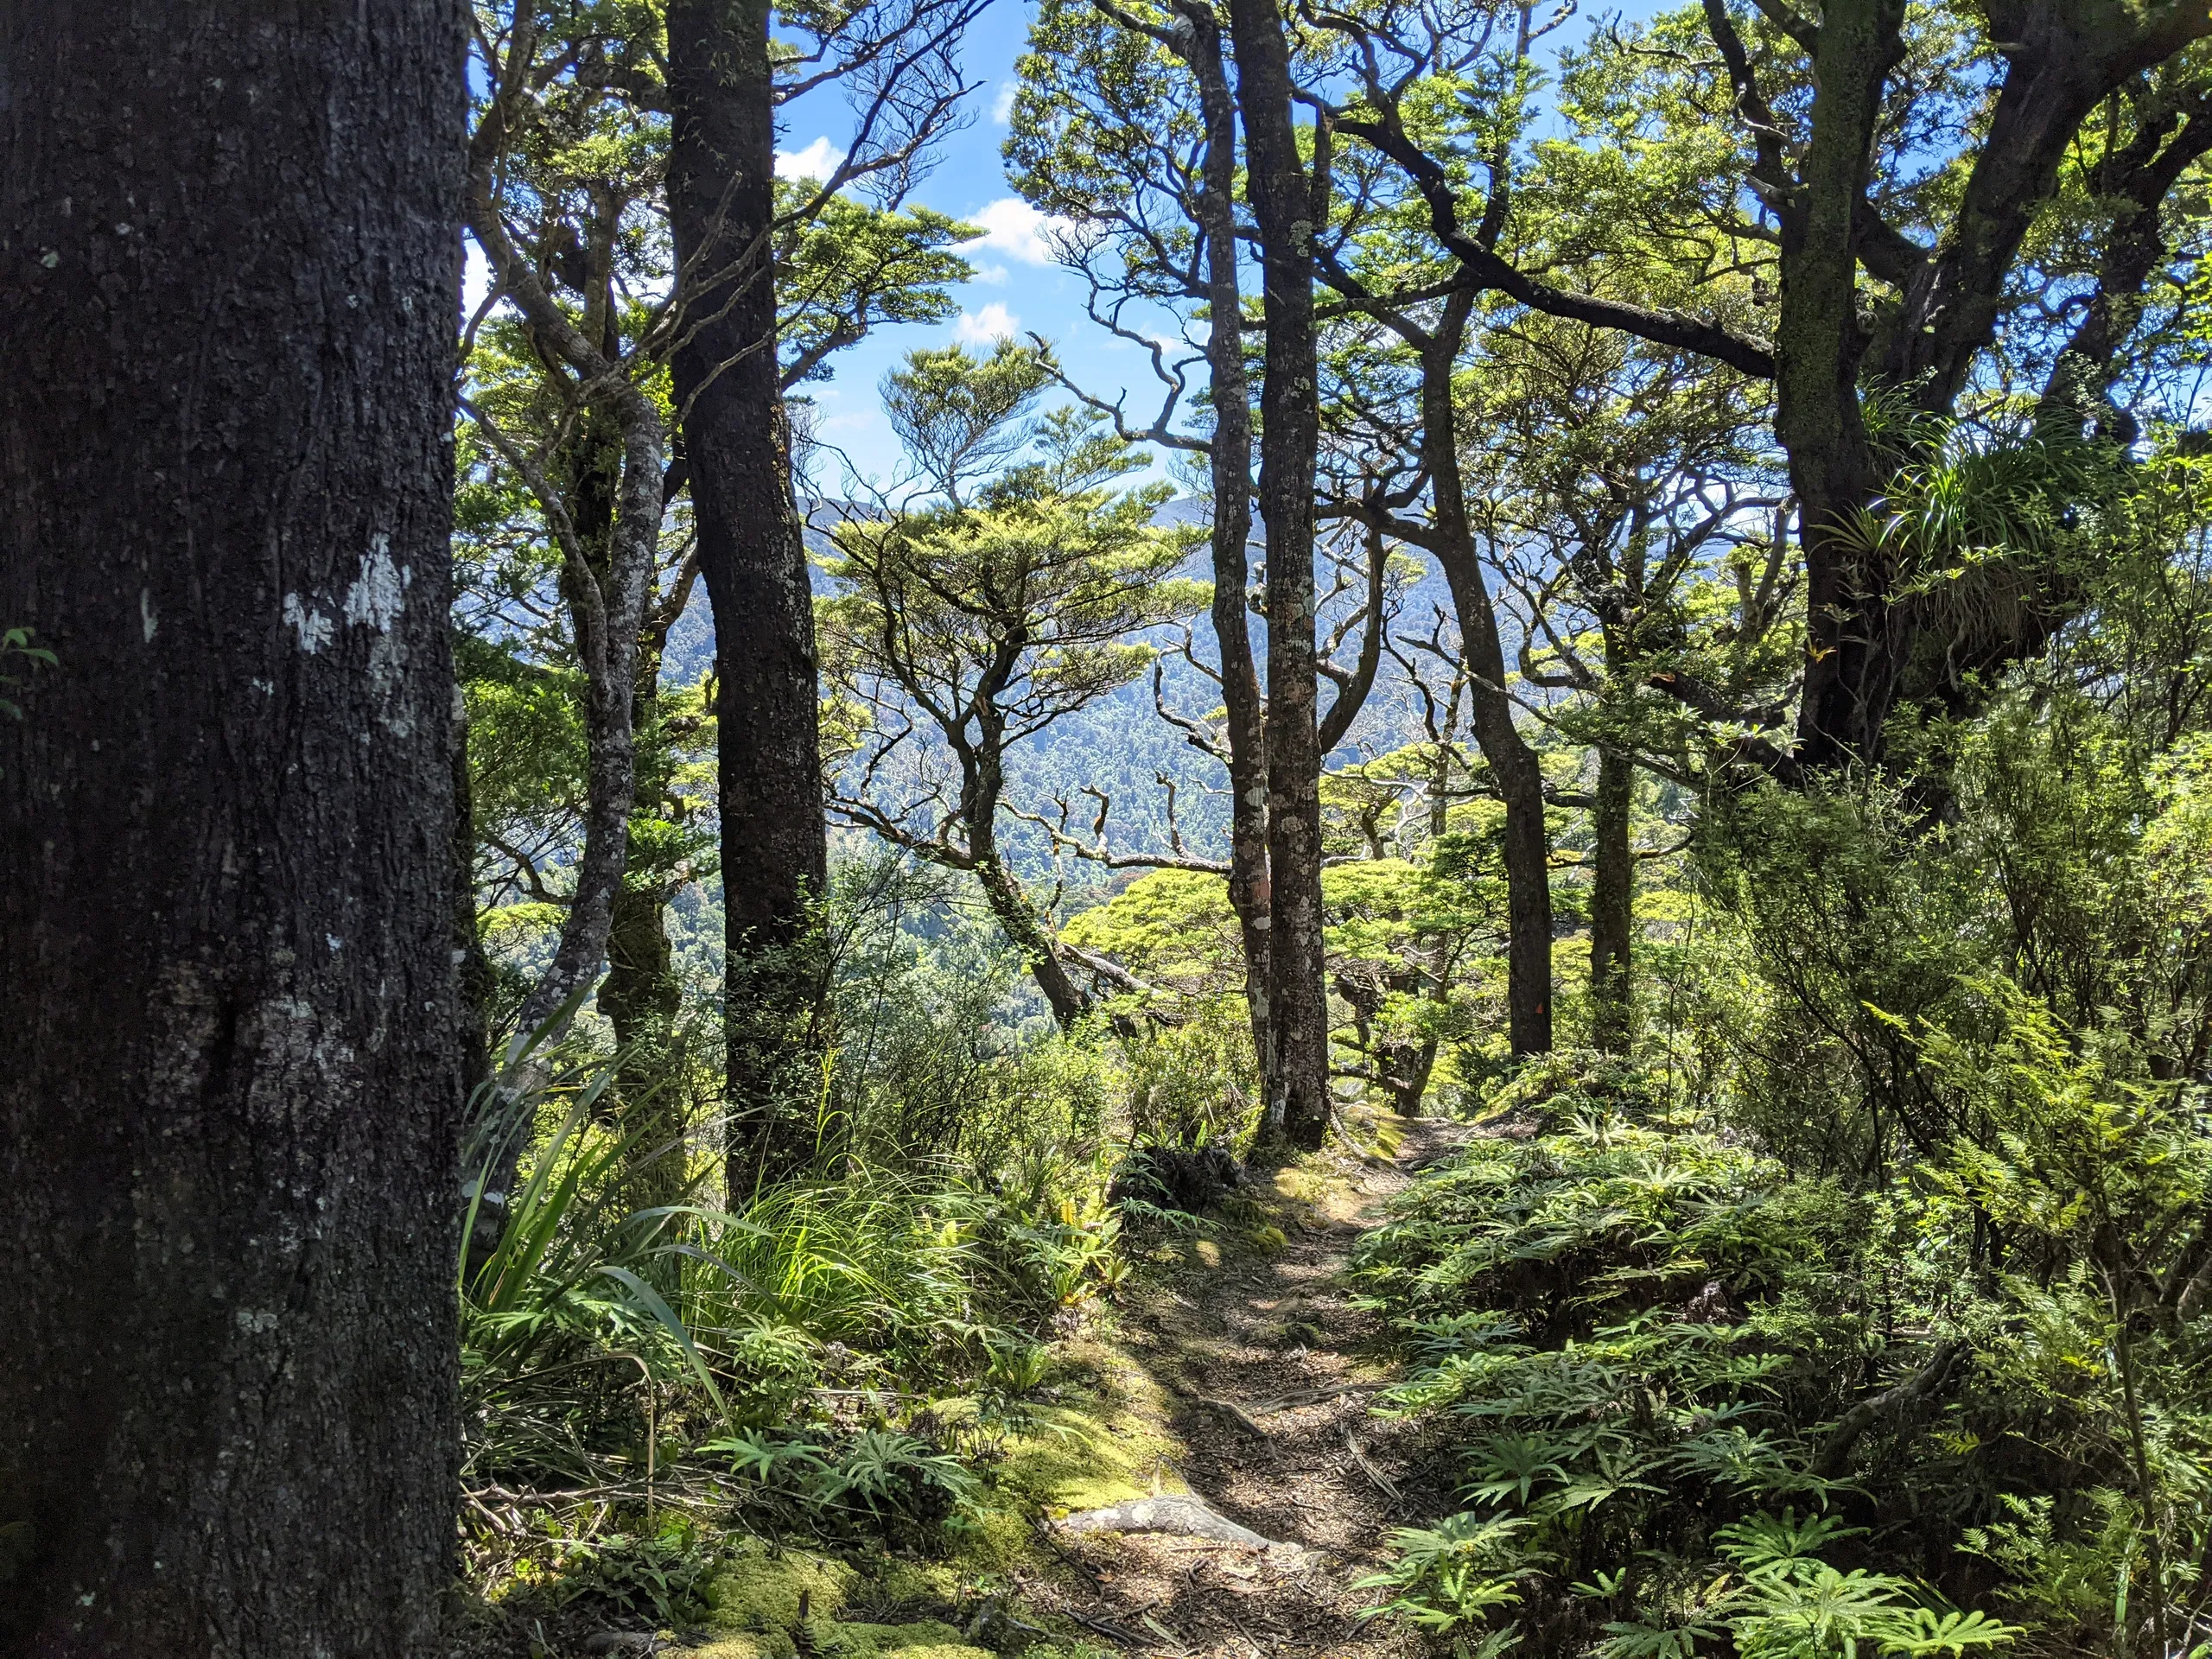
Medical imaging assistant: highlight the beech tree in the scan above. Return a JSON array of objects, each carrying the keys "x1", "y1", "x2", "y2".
[
  {"x1": 1007, "y1": 0, "x2": 1274, "y2": 1082},
  {"x1": 664, "y1": 0, "x2": 982, "y2": 1183},
  {"x1": 820, "y1": 350, "x2": 1205, "y2": 1024},
  {"x1": 1008, "y1": 0, "x2": 1351, "y2": 1147},
  {"x1": 1319, "y1": 0, "x2": 2212, "y2": 770},
  {"x1": 0, "y1": 2, "x2": 465, "y2": 1649}
]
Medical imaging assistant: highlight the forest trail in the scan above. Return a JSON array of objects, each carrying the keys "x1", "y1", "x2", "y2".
[{"x1": 1020, "y1": 1116, "x2": 1472, "y2": 1658}]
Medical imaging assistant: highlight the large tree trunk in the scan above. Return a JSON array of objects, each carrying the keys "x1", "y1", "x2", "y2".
[
  {"x1": 1171, "y1": 1, "x2": 1273, "y2": 1104},
  {"x1": 1588, "y1": 745, "x2": 1635, "y2": 1054},
  {"x1": 1421, "y1": 305, "x2": 1554, "y2": 1055},
  {"x1": 1227, "y1": 0, "x2": 1332, "y2": 1151},
  {"x1": 665, "y1": 0, "x2": 831, "y2": 1191},
  {"x1": 0, "y1": 3, "x2": 465, "y2": 1650}
]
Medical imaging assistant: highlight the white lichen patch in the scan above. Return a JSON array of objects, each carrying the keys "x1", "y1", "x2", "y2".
[
  {"x1": 283, "y1": 593, "x2": 333, "y2": 654},
  {"x1": 342, "y1": 532, "x2": 409, "y2": 632}
]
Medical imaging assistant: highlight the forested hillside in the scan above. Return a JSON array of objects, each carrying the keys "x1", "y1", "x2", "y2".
[{"x1": 4, "y1": 0, "x2": 2212, "y2": 1656}]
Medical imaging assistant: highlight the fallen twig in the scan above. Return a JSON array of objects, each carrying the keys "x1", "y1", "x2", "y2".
[
  {"x1": 1344, "y1": 1431, "x2": 1402, "y2": 1505},
  {"x1": 1188, "y1": 1393, "x2": 1271, "y2": 1437},
  {"x1": 1247, "y1": 1381, "x2": 1376, "y2": 1414},
  {"x1": 1064, "y1": 1608, "x2": 1147, "y2": 1647},
  {"x1": 1140, "y1": 1611, "x2": 1195, "y2": 1654}
]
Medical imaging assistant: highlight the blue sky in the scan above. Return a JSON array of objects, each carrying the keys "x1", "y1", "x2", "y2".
[
  {"x1": 461, "y1": 3, "x2": 1669, "y2": 487},
  {"x1": 773, "y1": 1, "x2": 1147, "y2": 489},
  {"x1": 772, "y1": 0, "x2": 1671, "y2": 490}
]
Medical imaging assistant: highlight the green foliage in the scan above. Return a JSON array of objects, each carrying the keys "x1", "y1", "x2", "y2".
[
  {"x1": 1356, "y1": 1511, "x2": 1530, "y2": 1633},
  {"x1": 0, "y1": 626, "x2": 53, "y2": 722},
  {"x1": 454, "y1": 1012, "x2": 1130, "y2": 1601},
  {"x1": 820, "y1": 404, "x2": 1205, "y2": 756},
  {"x1": 778, "y1": 184, "x2": 977, "y2": 390},
  {"x1": 1358, "y1": 1018, "x2": 2212, "y2": 1656},
  {"x1": 1061, "y1": 870, "x2": 1243, "y2": 996},
  {"x1": 1352, "y1": 1113, "x2": 2041, "y2": 1653},
  {"x1": 819, "y1": 852, "x2": 1114, "y2": 1172},
  {"x1": 702, "y1": 1425, "x2": 981, "y2": 1535}
]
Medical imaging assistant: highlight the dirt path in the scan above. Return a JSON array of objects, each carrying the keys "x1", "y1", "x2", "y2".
[{"x1": 1020, "y1": 1117, "x2": 1471, "y2": 1657}]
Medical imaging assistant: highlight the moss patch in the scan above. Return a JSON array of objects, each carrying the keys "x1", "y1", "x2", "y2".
[
  {"x1": 686, "y1": 1638, "x2": 798, "y2": 1659},
  {"x1": 988, "y1": 1340, "x2": 1183, "y2": 1516},
  {"x1": 694, "y1": 1546, "x2": 993, "y2": 1659},
  {"x1": 705, "y1": 1539, "x2": 855, "y2": 1631},
  {"x1": 865, "y1": 1557, "x2": 964, "y2": 1606},
  {"x1": 809, "y1": 1618, "x2": 991, "y2": 1656},
  {"x1": 687, "y1": 1628, "x2": 994, "y2": 1659}
]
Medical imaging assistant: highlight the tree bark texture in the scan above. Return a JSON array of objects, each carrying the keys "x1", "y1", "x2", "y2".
[
  {"x1": 665, "y1": 0, "x2": 832, "y2": 1185},
  {"x1": 600, "y1": 600, "x2": 700, "y2": 1211},
  {"x1": 1227, "y1": 0, "x2": 1332, "y2": 1150},
  {"x1": 1171, "y1": 0, "x2": 1274, "y2": 1100},
  {"x1": 1420, "y1": 308, "x2": 1554, "y2": 1055},
  {"x1": 0, "y1": 3, "x2": 467, "y2": 1653},
  {"x1": 1588, "y1": 747, "x2": 1635, "y2": 1054}
]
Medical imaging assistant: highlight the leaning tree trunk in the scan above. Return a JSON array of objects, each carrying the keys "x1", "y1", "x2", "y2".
[
  {"x1": 974, "y1": 852, "x2": 1093, "y2": 1030},
  {"x1": 665, "y1": 0, "x2": 832, "y2": 1192},
  {"x1": 1588, "y1": 744, "x2": 1635, "y2": 1053},
  {"x1": 0, "y1": 3, "x2": 465, "y2": 1651},
  {"x1": 1228, "y1": 0, "x2": 1332, "y2": 1151},
  {"x1": 1421, "y1": 309, "x2": 1554, "y2": 1056},
  {"x1": 1171, "y1": 0, "x2": 1274, "y2": 1106}
]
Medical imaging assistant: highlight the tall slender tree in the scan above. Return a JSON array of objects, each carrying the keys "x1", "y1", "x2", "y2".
[
  {"x1": 1008, "y1": 0, "x2": 1275, "y2": 1085},
  {"x1": 664, "y1": 0, "x2": 982, "y2": 1185},
  {"x1": 664, "y1": 0, "x2": 828, "y2": 1185},
  {"x1": 0, "y1": 1, "x2": 465, "y2": 1649},
  {"x1": 1227, "y1": 0, "x2": 1334, "y2": 1147}
]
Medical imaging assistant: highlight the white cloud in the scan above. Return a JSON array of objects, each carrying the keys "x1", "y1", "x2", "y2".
[
  {"x1": 774, "y1": 136, "x2": 844, "y2": 181},
  {"x1": 971, "y1": 263, "x2": 1009, "y2": 285},
  {"x1": 991, "y1": 80, "x2": 1018, "y2": 124},
  {"x1": 955, "y1": 302, "x2": 1021, "y2": 344},
  {"x1": 964, "y1": 197, "x2": 1072, "y2": 266}
]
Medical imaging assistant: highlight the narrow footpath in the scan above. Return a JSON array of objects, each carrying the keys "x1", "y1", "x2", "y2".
[{"x1": 1020, "y1": 1116, "x2": 1471, "y2": 1658}]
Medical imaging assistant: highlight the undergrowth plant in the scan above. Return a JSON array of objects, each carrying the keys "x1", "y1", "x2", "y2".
[
  {"x1": 454, "y1": 1022, "x2": 1128, "y2": 1606},
  {"x1": 1353, "y1": 1055, "x2": 2212, "y2": 1658}
]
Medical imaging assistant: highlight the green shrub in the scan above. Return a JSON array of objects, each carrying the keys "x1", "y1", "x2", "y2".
[{"x1": 1336, "y1": 1110, "x2": 2202, "y2": 1654}]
